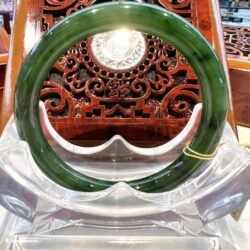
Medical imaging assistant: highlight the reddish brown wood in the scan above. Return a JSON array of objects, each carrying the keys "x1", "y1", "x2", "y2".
[
  {"x1": 0, "y1": 0, "x2": 34, "y2": 134},
  {"x1": 0, "y1": 24, "x2": 9, "y2": 64},
  {"x1": 38, "y1": 0, "x2": 211, "y2": 146},
  {"x1": 0, "y1": 0, "x2": 237, "y2": 146},
  {"x1": 0, "y1": 65, "x2": 6, "y2": 105},
  {"x1": 0, "y1": 24, "x2": 9, "y2": 109},
  {"x1": 0, "y1": 36, "x2": 8, "y2": 54},
  {"x1": 41, "y1": 35, "x2": 201, "y2": 143},
  {"x1": 229, "y1": 68, "x2": 250, "y2": 127}
]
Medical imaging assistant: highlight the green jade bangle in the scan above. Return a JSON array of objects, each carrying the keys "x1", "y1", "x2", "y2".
[{"x1": 14, "y1": 2, "x2": 229, "y2": 193}]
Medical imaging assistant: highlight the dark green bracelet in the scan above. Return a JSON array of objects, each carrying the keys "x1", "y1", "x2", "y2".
[{"x1": 14, "y1": 2, "x2": 228, "y2": 193}]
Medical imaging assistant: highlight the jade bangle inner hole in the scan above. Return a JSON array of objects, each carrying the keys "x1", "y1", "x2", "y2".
[{"x1": 41, "y1": 28, "x2": 201, "y2": 149}]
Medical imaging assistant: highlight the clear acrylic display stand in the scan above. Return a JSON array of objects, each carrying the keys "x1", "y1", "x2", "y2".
[{"x1": 0, "y1": 103, "x2": 250, "y2": 250}]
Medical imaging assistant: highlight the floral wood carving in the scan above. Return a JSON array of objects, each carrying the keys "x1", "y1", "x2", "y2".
[
  {"x1": 223, "y1": 25, "x2": 250, "y2": 60},
  {"x1": 41, "y1": 0, "x2": 199, "y2": 32},
  {"x1": 39, "y1": 0, "x2": 208, "y2": 143},
  {"x1": 41, "y1": 35, "x2": 200, "y2": 120}
]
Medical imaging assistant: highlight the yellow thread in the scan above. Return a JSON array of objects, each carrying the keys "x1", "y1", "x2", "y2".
[
  {"x1": 183, "y1": 142, "x2": 223, "y2": 160},
  {"x1": 183, "y1": 142, "x2": 249, "y2": 160},
  {"x1": 183, "y1": 148, "x2": 214, "y2": 160},
  {"x1": 186, "y1": 143, "x2": 218, "y2": 158}
]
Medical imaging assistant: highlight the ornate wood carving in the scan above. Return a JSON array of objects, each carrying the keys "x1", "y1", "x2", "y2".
[
  {"x1": 41, "y1": 35, "x2": 200, "y2": 119},
  {"x1": 223, "y1": 25, "x2": 250, "y2": 60},
  {"x1": 38, "y1": 0, "x2": 214, "y2": 145},
  {"x1": 40, "y1": 0, "x2": 202, "y2": 32}
]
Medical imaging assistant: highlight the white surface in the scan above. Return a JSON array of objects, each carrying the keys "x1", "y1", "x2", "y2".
[
  {"x1": 227, "y1": 202, "x2": 250, "y2": 249},
  {"x1": 91, "y1": 30, "x2": 146, "y2": 70}
]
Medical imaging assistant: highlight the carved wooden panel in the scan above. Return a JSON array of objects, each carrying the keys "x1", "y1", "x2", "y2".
[
  {"x1": 40, "y1": 0, "x2": 212, "y2": 40},
  {"x1": 41, "y1": 36, "x2": 200, "y2": 119},
  {"x1": 224, "y1": 25, "x2": 250, "y2": 60},
  {"x1": 38, "y1": 0, "x2": 214, "y2": 145}
]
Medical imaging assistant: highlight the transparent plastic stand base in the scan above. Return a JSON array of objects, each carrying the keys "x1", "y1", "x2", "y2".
[
  {"x1": 0, "y1": 104, "x2": 250, "y2": 250},
  {"x1": 0, "y1": 204, "x2": 239, "y2": 250}
]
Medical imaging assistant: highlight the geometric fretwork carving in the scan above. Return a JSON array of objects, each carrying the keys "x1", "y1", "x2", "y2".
[{"x1": 223, "y1": 25, "x2": 250, "y2": 59}]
